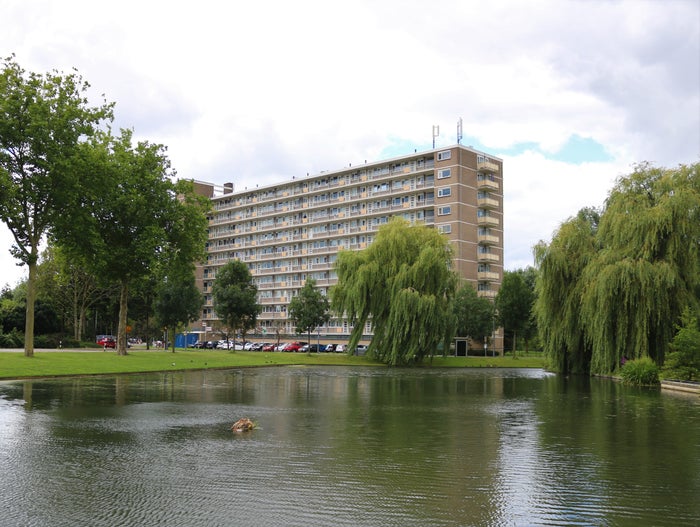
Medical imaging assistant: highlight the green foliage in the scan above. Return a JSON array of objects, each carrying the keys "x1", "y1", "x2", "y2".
[
  {"x1": 154, "y1": 271, "x2": 204, "y2": 352},
  {"x1": 496, "y1": 269, "x2": 536, "y2": 355},
  {"x1": 54, "y1": 129, "x2": 209, "y2": 355},
  {"x1": 536, "y1": 163, "x2": 700, "y2": 375},
  {"x1": 619, "y1": 358, "x2": 660, "y2": 386},
  {"x1": 661, "y1": 308, "x2": 700, "y2": 381},
  {"x1": 0, "y1": 328, "x2": 23, "y2": 348},
  {"x1": 331, "y1": 218, "x2": 458, "y2": 365},
  {"x1": 452, "y1": 283, "x2": 494, "y2": 343},
  {"x1": 0, "y1": 56, "x2": 114, "y2": 355},
  {"x1": 288, "y1": 278, "x2": 330, "y2": 345},
  {"x1": 211, "y1": 260, "x2": 261, "y2": 340}
]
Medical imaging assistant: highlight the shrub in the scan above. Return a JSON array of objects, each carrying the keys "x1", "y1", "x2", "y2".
[
  {"x1": 619, "y1": 357, "x2": 660, "y2": 386},
  {"x1": 661, "y1": 308, "x2": 700, "y2": 382},
  {"x1": 0, "y1": 328, "x2": 23, "y2": 348}
]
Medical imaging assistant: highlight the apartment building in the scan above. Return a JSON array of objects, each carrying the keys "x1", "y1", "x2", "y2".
[{"x1": 195, "y1": 144, "x2": 503, "y2": 348}]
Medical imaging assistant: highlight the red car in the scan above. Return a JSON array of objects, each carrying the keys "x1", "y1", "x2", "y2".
[
  {"x1": 97, "y1": 336, "x2": 116, "y2": 349},
  {"x1": 282, "y1": 342, "x2": 307, "y2": 352}
]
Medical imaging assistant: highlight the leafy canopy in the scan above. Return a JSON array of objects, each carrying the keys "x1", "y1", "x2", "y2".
[
  {"x1": 535, "y1": 163, "x2": 700, "y2": 375},
  {"x1": 211, "y1": 260, "x2": 261, "y2": 340},
  {"x1": 288, "y1": 277, "x2": 330, "y2": 344},
  {"x1": 453, "y1": 283, "x2": 495, "y2": 344},
  {"x1": 0, "y1": 56, "x2": 113, "y2": 355},
  {"x1": 331, "y1": 218, "x2": 458, "y2": 365},
  {"x1": 55, "y1": 129, "x2": 209, "y2": 355}
]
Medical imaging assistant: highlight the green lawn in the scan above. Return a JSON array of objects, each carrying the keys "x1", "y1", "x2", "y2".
[{"x1": 0, "y1": 349, "x2": 546, "y2": 380}]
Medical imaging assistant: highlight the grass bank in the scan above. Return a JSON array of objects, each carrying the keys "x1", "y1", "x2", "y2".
[{"x1": 0, "y1": 349, "x2": 546, "y2": 380}]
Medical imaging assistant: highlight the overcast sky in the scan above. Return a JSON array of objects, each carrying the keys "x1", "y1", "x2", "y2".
[{"x1": 1, "y1": 0, "x2": 699, "y2": 289}]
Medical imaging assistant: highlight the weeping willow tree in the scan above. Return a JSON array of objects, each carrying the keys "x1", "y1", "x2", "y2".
[
  {"x1": 534, "y1": 208, "x2": 600, "y2": 373},
  {"x1": 581, "y1": 162, "x2": 700, "y2": 374},
  {"x1": 536, "y1": 162, "x2": 700, "y2": 375},
  {"x1": 331, "y1": 217, "x2": 458, "y2": 366}
]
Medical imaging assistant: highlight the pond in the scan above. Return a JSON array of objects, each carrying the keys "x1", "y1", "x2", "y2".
[{"x1": 1, "y1": 367, "x2": 698, "y2": 526}]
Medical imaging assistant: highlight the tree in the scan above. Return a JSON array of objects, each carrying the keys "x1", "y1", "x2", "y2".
[
  {"x1": 331, "y1": 217, "x2": 458, "y2": 365},
  {"x1": 154, "y1": 270, "x2": 203, "y2": 353},
  {"x1": 0, "y1": 56, "x2": 113, "y2": 356},
  {"x1": 55, "y1": 129, "x2": 209, "y2": 355},
  {"x1": 661, "y1": 308, "x2": 700, "y2": 381},
  {"x1": 495, "y1": 269, "x2": 536, "y2": 356},
  {"x1": 534, "y1": 208, "x2": 599, "y2": 373},
  {"x1": 288, "y1": 278, "x2": 330, "y2": 352},
  {"x1": 35, "y1": 245, "x2": 116, "y2": 341},
  {"x1": 536, "y1": 163, "x2": 700, "y2": 375},
  {"x1": 211, "y1": 260, "x2": 261, "y2": 347},
  {"x1": 452, "y1": 283, "x2": 495, "y2": 350}
]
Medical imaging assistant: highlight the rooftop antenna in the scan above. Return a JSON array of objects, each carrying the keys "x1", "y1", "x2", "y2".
[
  {"x1": 432, "y1": 125, "x2": 440, "y2": 148},
  {"x1": 457, "y1": 117, "x2": 463, "y2": 145}
]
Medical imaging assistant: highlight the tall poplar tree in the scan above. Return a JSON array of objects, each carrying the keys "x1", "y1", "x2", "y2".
[
  {"x1": 331, "y1": 218, "x2": 458, "y2": 365},
  {"x1": 0, "y1": 56, "x2": 113, "y2": 355}
]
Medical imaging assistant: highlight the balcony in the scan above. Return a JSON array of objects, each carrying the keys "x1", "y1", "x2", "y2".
[
  {"x1": 478, "y1": 253, "x2": 500, "y2": 263},
  {"x1": 477, "y1": 289, "x2": 497, "y2": 299},
  {"x1": 477, "y1": 196, "x2": 499, "y2": 209},
  {"x1": 478, "y1": 271, "x2": 500, "y2": 281},
  {"x1": 478, "y1": 233, "x2": 500, "y2": 245},
  {"x1": 477, "y1": 216, "x2": 499, "y2": 227},
  {"x1": 477, "y1": 179, "x2": 499, "y2": 191},
  {"x1": 477, "y1": 160, "x2": 499, "y2": 173}
]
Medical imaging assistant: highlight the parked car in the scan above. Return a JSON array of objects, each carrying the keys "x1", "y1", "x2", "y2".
[
  {"x1": 97, "y1": 336, "x2": 116, "y2": 349},
  {"x1": 335, "y1": 344, "x2": 346, "y2": 353},
  {"x1": 191, "y1": 341, "x2": 206, "y2": 349},
  {"x1": 300, "y1": 344, "x2": 322, "y2": 353},
  {"x1": 282, "y1": 342, "x2": 307, "y2": 352},
  {"x1": 324, "y1": 344, "x2": 336, "y2": 353},
  {"x1": 204, "y1": 341, "x2": 217, "y2": 349},
  {"x1": 354, "y1": 345, "x2": 368, "y2": 356},
  {"x1": 275, "y1": 342, "x2": 289, "y2": 351},
  {"x1": 262, "y1": 343, "x2": 276, "y2": 351}
]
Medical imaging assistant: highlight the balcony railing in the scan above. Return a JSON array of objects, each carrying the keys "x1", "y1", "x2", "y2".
[
  {"x1": 477, "y1": 253, "x2": 500, "y2": 263},
  {"x1": 477, "y1": 179, "x2": 499, "y2": 191},
  {"x1": 478, "y1": 234, "x2": 500, "y2": 245},
  {"x1": 477, "y1": 216, "x2": 499, "y2": 227},
  {"x1": 477, "y1": 160, "x2": 499, "y2": 173},
  {"x1": 477, "y1": 197, "x2": 499, "y2": 209}
]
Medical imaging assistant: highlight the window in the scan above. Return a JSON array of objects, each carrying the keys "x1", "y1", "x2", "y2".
[
  {"x1": 437, "y1": 224, "x2": 452, "y2": 234},
  {"x1": 438, "y1": 168, "x2": 451, "y2": 179},
  {"x1": 438, "y1": 206, "x2": 451, "y2": 216},
  {"x1": 437, "y1": 150, "x2": 452, "y2": 161},
  {"x1": 438, "y1": 187, "x2": 451, "y2": 198}
]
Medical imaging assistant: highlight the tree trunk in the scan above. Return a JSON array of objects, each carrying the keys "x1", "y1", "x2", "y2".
[
  {"x1": 24, "y1": 260, "x2": 37, "y2": 357},
  {"x1": 512, "y1": 330, "x2": 517, "y2": 357},
  {"x1": 78, "y1": 307, "x2": 86, "y2": 342},
  {"x1": 117, "y1": 280, "x2": 129, "y2": 356}
]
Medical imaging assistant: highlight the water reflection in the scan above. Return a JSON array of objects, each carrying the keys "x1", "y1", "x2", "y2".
[{"x1": 0, "y1": 368, "x2": 698, "y2": 526}]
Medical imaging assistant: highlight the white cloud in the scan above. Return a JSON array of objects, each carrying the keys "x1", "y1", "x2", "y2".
[{"x1": 0, "y1": 0, "x2": 698, "y2": 286}]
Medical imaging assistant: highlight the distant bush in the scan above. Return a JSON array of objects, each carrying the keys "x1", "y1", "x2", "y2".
[
  {"x1": 620, "y1": 357, "x2": 660, "y2": 386},
  {"x1": 32, "y1": 334, "x2": 81, "y2": 349},
  {"x1": 0, "y1": 328, "x2": 23, "y2": 348},
  {"x1": 661, "y1": 308, "x2": 700, "y2": 382}
]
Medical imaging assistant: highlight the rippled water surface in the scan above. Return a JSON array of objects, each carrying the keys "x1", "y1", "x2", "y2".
[{"x1": 1, "y1": 367, "x2": 698, "y2": 526}]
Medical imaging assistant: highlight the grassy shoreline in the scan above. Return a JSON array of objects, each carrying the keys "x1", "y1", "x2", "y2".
[{"x1": 0, "y1": 349, "x2": 547, "y2": 380}]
